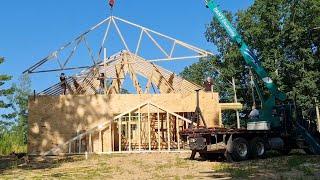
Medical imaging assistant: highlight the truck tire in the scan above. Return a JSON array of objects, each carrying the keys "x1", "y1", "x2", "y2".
[
  {"x1": 249, "y1": 137, "x2": 266, "y2": 159},
  {"x1": 227, "y1": 137, "x2": 250, "y2": 161}
]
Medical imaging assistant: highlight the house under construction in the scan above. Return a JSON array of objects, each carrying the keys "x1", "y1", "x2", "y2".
[{"x1": 24, "y1": 16, "x2": 242, "y2": 155}]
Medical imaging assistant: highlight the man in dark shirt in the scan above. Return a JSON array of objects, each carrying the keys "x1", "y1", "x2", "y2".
[
  {"x1": 97, "y1": 73, "x2": 105, "y2": 94},
  {"x1": 60, "y1": 73, "x2": 67, "y2": 95}
]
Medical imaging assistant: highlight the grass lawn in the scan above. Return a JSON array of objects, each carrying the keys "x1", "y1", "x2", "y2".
[{"x1": 1, "y1": 151, "x2": 320, "y2": 179}]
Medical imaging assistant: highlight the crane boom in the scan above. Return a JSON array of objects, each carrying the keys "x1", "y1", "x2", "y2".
[{"x1": 206, "y1": 0, "x2": 286, "y2": 101}]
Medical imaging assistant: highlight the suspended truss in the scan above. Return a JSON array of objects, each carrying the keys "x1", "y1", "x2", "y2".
[{"x1": 24, "y1": 16, "x2": 213, "y2": 74}]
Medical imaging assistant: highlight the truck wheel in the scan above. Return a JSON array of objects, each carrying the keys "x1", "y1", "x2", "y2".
[
  {"x1": 227, "y1": 137, "x2": 249, "y2": 161},
  {"x1": 249, "y1": 137, "x2": 266, "y2": 159}
]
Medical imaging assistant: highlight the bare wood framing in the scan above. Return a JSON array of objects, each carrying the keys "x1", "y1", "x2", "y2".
[
  {"x1": 176, "y1": 117, "x2": 180, "y2": 150},
  {"x1": 157, "y1": 110, "x2": 161, "y2": 151},
  {"x1": 118, "y1": 117, "x2": 122, "y2": 152},
  {"x1": 99, "y1": 130, "x2": 102, "y2": 153},
  {"x1": 129, "y1": 112, "x2": 132, "y2": 151},
  {"x1": 148, "y1": 103, "x2": 151, "y2": 151},
  {"x1": 138, "y1": 107, "x2": 141, "y2": 151},
  {"x1": 167, "y1": 112, "x2": 170, "y2": 151}
]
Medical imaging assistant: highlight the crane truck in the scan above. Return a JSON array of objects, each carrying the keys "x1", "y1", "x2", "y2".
[{"x1": 180, "y1": 0, "x2": 320, "y2": 161}]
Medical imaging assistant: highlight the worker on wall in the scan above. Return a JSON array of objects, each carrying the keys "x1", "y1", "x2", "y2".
[
  {"x1": 60, "y1": 73, "x2": 67, "y2": 95},
  {"x1": 203, "y1": 77, "x2": 214, "y2": 92}
]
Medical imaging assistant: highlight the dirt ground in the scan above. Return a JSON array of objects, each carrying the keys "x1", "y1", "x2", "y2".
[{"x1": 1, "y1": 151, "x2": 320, "y2": 180}]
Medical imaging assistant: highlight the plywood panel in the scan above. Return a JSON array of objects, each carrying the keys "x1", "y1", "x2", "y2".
[{"x1": 28, "y1": 92, "x2": 223, "y2": 154}]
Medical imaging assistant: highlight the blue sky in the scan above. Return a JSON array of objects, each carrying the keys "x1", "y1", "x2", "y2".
[{"x1": 0, "y1": 0, "x2": 253, "y2": 92}]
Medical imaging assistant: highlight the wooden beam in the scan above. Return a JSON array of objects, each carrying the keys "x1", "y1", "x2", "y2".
[
  {"x1": 148, "y1": 103, "x2": 151, "y2": 151},
  {"x1": 138, "y1": 107, "x2": 141, "y2": 151},
  {"x1": 119, "y1": 118, "x2": 122, "y2": 152},
  {"x1": 99, "y1": 130, "x2": 102, "y2": 153},
  {"x1": 157, "y1": 110, "x2": 160, "y2": 151},
  {"x1": 89, "y1": 133, "x2": 92, "y2": 153},
  {"x1": 167, "y1": 112, "x2": 170, "y2": 151},
  {"x1": 107, "y1": 57, "x2": 127, "y2": 94},
  {"x1": 219, "y1": 103, "x2": 243, "y2": 110},
  {"x1": 218, "y1": 108, "x2": 222, "y2": 127},
  {"x1": 144, "y1": 71, "x2": 154, "y2": 94},
  {"x1": 129, "y1": 112, "x2": 132, "y2": 151},
  {"x1": 111, "y1": 120, "x2": 114, "y2": 153},
  {"x1": 78, "y1": 136, "x2": 82, "y2": 154},
  {"x1": 126, "y1": 55, "x2": 143, "y2": 94},
  {"x1": 69, "y1": 142, "x2": 71, "y2": 154},
  {"x1": 176, "y1": 117, "x2": 180, "y2": 150}
]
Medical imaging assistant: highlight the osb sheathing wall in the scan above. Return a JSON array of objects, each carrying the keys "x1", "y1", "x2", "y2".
[{"x1": 28, "y1": 92, "x2": 220, "y2": 154}]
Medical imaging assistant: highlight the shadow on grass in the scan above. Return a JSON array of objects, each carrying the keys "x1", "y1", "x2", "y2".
[
  {"x1": 188, "y1": 150, "x2": 320, "y2": 179},
  {"x1": 0, "y1": 155, "x2": 84, "y2": 173}
]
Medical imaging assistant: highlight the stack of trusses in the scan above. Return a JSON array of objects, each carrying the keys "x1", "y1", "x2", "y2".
[{"x1": 38, "y1": 50, "x2": 203, "y2": 95}]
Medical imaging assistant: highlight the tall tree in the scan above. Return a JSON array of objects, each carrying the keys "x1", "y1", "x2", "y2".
[
  {"x1": 8, "y1": 74, "x2": 32, "y2": 143},
  {"x1": 0, "y1": 57, "x2": 14, "y2": 134}
]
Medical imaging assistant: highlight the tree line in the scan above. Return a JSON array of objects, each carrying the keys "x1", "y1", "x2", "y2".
[{"x1": 0, "y1": 57, "x2": 31, "y2": 155}]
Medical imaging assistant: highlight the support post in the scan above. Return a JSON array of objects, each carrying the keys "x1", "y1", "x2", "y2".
[
  {"x1": 157, "y1": 110, "x2": 161, "y2": 151},
  {"x1": 176, "y1": 117, "x2": 180, "y2": 150},
  {"x1": 89, "y1": 133, "x2": 92, "y2": 153},
  {"x1": 138, "y1": 107, "x2": 141, "y2": 151},
  {"x1": 232, "y1": 77, "x2": 240, "y2": 129},
  {"x1": 129, "y1": 113, "x2": 132, "y2": 151},
  {"x1": 119, "y1": 117, "x2": 122, "y2": 152},
  {"x1": 69, "y1": 142, "x2": 71, "y2": 154},
  {"x1": 79, "y1": 136, "x2": 82, "y2": 154},
  {"x1": 167, "y1": 112, "x2": 170, "y2": 151},
  {"x1": 148, "y1": 103, "x2": 151, "y2": 151},
  {"x1": 103, "y1": 48, "x2": 107, "y2": 93},
  {"x1": 99, "y1": 130, "x2": 102, "y2": 153},
  {"x1": 218, "y1": 108, "x2": 222, "y2": 127},
  {"x1": 111, "y1": 120, "x2": 114, "y2": 153}
]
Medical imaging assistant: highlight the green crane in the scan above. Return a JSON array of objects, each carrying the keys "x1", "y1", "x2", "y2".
[{"x1": 205, "y1": 0, "x2": 286, "y2": 128}]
